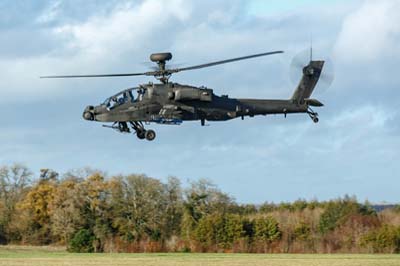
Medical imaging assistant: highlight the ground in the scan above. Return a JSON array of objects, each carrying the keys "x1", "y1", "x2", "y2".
[{"x1": 0, "y1": 246, "x2": 399, "y2": 266}]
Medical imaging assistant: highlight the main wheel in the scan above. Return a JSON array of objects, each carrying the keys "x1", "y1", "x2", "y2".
[
  {"x1": 313, "y1": 117, "x2": 319, "y2": 123},
  {"x1": 145, "y1": 130, "x2": 156, "y2": 141},
  {"x1": 137, "y1": 131, "x2": 146, "y2": 139}
]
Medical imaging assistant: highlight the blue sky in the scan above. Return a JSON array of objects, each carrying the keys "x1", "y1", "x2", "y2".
[
  {"x1": 1, "y1": 0, "x2": 399, "y2": 203},
  {"x1": 248, "y1": 0, "x2": 344, "y2": 14}
]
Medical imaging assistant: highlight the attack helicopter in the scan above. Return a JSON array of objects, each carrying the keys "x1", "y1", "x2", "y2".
[{"x1": 41, "y1": 50, "x2": 326, "y2": 141}]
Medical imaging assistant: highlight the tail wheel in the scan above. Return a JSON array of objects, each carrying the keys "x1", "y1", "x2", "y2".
[{"x1": 145, "y1": 130, "x2": 156, "y2": 141}]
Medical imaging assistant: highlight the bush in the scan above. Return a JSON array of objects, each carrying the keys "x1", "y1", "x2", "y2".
[
  {"x1": 194, "y1": 213, "x2": 245, "y2": 250},
  {"x1": 360, "y1": 225, "x2": 400, "y2": 253},
  {"x1": 68, "y1": 229, "x2": 95, "y2": 253},
  {"x1": 294, "y1": 222, "x2": 312, "y2": 242},
  {"x1": 319, "y1": 196, "x2": 376, "y2": 234},
  {"x1": 254, "y1": 216, "x2": 281, "y2": 243}
]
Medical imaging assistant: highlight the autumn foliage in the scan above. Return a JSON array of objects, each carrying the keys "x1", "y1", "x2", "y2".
[{"x1": 0, "y1": 164, "x2": 399, "y2": 253}]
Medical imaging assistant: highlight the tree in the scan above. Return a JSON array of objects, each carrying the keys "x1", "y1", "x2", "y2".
[
  {"x1": 16, "y1": 173, "x2": 58, "y2": 244},
  {"x1": 2, "y1": 164, "x2": 400, "y2": 254},
  {"x1": 162, "y1": 177, "x2": 183, "y2": 238},
  {"x1": 110, "y1": 174, "x2": 168, "y2": 246},
  {"x1": 68, "y1": 229, "x2": 95, "y2": 253},
  {"x1": 194, "y1": 213, "x2": 244, "y2": 251},
  {"x1": 0, "y1": 164, "x2": 32, "y2": 243},
  {"x1": 294, "y1": 222, "x2": 312, "y2": 242},
  {"x1": 181, "y1": 179, "x2": 234, "y2": 242},
  {"x1": 294, "y1": 221, "x2": 314, "y2": 252},
  {"x1": 194, "y1": 213, "x2": 222, "y2": 250},
  {"x1": 223, "y1": 214, "x2": 245, "y2": 249},
  {"x1": 319, "y1": 196, "x2": 376, "y2": 234},
  {"x1": 81, "y1": 173, "x2": 112, "y2": 252},
  {"x1": 254, "y1": 216, "x2": 282, "y2": 252},
  {"x1": 361, "y1": 225, "x2": 400, "y2": 253},
  {"x1": 50, "y1": 179, "x2": 85, "y2": 244}
]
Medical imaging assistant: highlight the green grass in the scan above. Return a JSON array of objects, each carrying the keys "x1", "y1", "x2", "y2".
[{"x1": 0, "y1": 246, "x2": 399, "y2": 266}]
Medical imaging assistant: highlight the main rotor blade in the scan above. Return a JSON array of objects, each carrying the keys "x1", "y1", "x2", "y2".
[
  {"x1": 40, "y1": 72, "x2": 151, "y2": 79},
  {"x1": 171, "y1": 50, "x2": 283, "y2": 73},
  {"x1": 40, "y1": 50, "x2": 283, "y2": 79}
]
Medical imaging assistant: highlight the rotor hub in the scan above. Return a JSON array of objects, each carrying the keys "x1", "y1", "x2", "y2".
[{"x1": 303, "y1": 65, "x2": 315, "y2": 76}]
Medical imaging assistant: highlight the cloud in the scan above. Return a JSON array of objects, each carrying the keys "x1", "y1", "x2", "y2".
[
  {"x1": 2, "y1": 1, "x2": 264, "y2": 102},
  {"x1": 1, "y1": 0, "x2": 400, "y2": 203},
  {"x1": 54, "y1": 0, "x2": 191, "y2": 59},
  {"x1": 36, "y1": 1, "x2": 62, "y2": 24},
  {"x1": 0, "y1": 0, "x2": 352, "y2": 102},
  {"x1": 0, "y1": 0, "x2": 194, "y2": 102},
  {"x1": 334, "y1": 0, "x2": 400, "y2": 62}
]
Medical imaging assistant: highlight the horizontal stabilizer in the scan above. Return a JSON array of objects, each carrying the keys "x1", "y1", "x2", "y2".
[{"x1": 304, "y1": 98, "x2": 324, "y2": 107}]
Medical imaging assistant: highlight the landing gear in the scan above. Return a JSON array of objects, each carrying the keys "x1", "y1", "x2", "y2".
[
  {"x1": 130, "y1": 121, "x2": 156, "y2": 141},
  {"x1": 103, "y1": 121, "x2": 156, "y2": 141},
  {"x1": 307, "y1": 107, "x2": 319, "y2": 123},
  {"x1": 145, "y1": 130, "x2": 156, "y2": 141},
  {"x1": 103, "y1": 122, "x2": 131, "y2": 133},
  {"x1": 136, "y1": 129, "x2": 155, "y2": 141},
  {"x1": 137, "y1": 130, "x2": 146, "y2": 140},
  {"x1": 118, "y1": 122, "x2": 130, "y2": 133}
]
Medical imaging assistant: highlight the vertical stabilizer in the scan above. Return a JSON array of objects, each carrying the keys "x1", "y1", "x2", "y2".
[{"x1": 291, "y1": 60, "x2": 324, "y2": 104}]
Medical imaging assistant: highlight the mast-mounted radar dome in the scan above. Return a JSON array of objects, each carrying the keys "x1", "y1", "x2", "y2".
[{"x1": 150, "y1": 53, "x2": 172, "y2": 62}]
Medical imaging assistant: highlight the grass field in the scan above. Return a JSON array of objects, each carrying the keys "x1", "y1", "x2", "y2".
[{"x1": 0, "y1": 246, "x2": 399, "y2": 266}]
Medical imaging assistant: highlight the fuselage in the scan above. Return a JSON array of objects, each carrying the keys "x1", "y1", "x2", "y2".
[{"x1": 83, "y1": 82, "x2": 308, "y2": 124}]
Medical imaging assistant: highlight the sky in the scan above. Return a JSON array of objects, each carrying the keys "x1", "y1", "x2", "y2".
[{"x1": 1, "y1": 0, "x2": 399, "y2": 204}]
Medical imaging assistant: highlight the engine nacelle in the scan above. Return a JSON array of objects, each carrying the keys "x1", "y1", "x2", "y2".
[{"x1": 174, "y1": 88, "x2": 212, "y2": 102}]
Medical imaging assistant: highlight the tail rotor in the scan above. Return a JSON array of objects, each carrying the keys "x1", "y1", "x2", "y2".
[{"x1": 289, "y1": 48, "x2": 335, "y2": 94}]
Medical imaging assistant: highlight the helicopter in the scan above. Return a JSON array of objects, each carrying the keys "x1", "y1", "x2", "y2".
[{"x1": 41, "y1": 50, "x2": 325, "y2": 141}]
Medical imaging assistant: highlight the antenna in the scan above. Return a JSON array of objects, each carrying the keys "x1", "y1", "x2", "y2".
[{"x1": 310, "y1": 34, "x2": 313, "y2": 61}]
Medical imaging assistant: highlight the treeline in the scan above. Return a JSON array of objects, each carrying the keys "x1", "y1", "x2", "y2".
[{"x1": 0, "y1": 164, "x2": 400, "y2": 253}]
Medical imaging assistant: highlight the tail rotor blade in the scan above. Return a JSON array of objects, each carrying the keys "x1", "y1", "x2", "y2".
[
  {"x1": 316, "y1": 57, "x2": 335, "y2": 94},
  {"x1": 289, "y1": 49, "x2": 310, "y2": 84}
]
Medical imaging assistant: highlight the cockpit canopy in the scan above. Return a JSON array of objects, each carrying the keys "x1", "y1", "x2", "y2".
[{"x1": 102, "y1": 87, "x2": 144, "y2": 109}]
